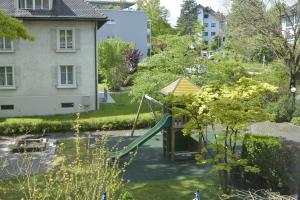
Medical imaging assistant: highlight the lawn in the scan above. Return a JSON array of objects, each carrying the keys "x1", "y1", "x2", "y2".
[
  {"x1": 127, "y1": 176, "x2": 220, "y2": 200},
  {"x1": 0, "y1": 93, "x2": 157, "y2": 135}
]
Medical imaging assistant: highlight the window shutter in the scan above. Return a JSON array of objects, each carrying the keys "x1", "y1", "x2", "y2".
[
  {"x1": 76, "y1": 65, "x2": 81, "y2": 87},
  {"x1": 14, "y1": 66, "x2": 20, "y2": 88},
  {"x1": 75, "y1": 29, "x2": 81, "y2": 51},
  {"x1": 14, "y1": 0, "x2": 18, "y2": 9},
  {"x1": 50, "y1": 29, "x2": 57, "y2": 51}
]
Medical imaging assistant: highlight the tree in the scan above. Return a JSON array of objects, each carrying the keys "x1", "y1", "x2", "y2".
[
  {"x1": 0, "y1": 11, "x2": 33, "y2": 40},
  {"x1": 98, "y1": 39, "x2": 133, "y2": 91},
  {"x1": 164, "y1": 78, "x2": 277, "y2": 194},
  {"x1": 227, "y1": 0, "x2": 299, "y2": 103},
  {"x1": 136, "y1": 0, "x2": 176, "y2": 36},
  {"x1": 176, "y1": 0, "x2": 199, "y2": 35}
]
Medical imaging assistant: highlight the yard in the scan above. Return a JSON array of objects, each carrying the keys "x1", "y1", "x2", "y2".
[{"x1": 0, "y1": 93, "x2": 155, "y2": 135}]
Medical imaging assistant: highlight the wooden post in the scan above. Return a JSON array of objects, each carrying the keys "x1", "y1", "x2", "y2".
[{"x1": 130, "y1": 95, "x2": 144, "y2": 137}]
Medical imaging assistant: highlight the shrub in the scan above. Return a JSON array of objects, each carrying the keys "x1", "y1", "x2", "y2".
[
  {"x1": 13, "y1": 115, "x2": 133, "y2": 199},
  {"x1": 239, "y1": 134, "x2": 300, "y2": 194},
  {"x1": 266, "y1": 95, "x2": 294, "y2": 122},
  {"x1": 291, "y1": 117, "x2": 300, "y2": 126},
  {"x1": 0, "y1": 114, "x2": 156, "y2": 135}
]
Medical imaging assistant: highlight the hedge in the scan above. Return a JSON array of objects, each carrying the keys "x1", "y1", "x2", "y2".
[
  {"x1": 0, "y1": 114, "x2": 156, "y2": 136},
  {"x1": 237, "y1": 134, "x2": 300, "y2": 194}
]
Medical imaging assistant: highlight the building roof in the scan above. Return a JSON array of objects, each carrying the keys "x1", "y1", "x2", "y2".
[
  {"x1": 196, "y1": 4, "x2": 226, "y2": 22},
  {"x1": 160, "y1": 77, "x2": 200, "y2": 96},
  {"x1": 87, "y1": 0, "x2": 135, "y2": 9},
  {"x1": 0, "y1": 0, "x2": 107, "y2": 23}
]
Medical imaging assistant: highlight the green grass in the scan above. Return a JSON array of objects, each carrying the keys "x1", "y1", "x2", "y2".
[
  {"x1": 126, "y1": 176, "x2": 220, "y2": 200},
  {"x1": 0, "y1": 93, "x2": 147, "y2": 123}
]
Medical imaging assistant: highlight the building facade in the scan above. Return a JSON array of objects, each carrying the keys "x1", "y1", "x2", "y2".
[
  {"x1": 0, "y1": 0, "x2": 107, "y2": 118},
  {"x1": 88, "y1": 0, "x2": 149, "y2": 57},
  {"x1": 197, "y1": 5, "x2": 226, "y2": 43}
]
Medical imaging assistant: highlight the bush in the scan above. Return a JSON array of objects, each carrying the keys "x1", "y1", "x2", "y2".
[
  {"x1": 239, "y1": 134, "x2": 300, "y2": 194},
  {"x1": 0, "y1": 114, "x2": 156, "y2": 135},
  {"x1": 291, "y1": 117, "x2": 300, "y2": 126},
  {"x1": 266, "y1": 95, "x2": 294, "y2": 122}
]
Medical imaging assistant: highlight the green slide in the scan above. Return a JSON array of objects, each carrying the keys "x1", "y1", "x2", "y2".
[{"x1": 110, "y1": 113, "x2": 172, "y2": 160}]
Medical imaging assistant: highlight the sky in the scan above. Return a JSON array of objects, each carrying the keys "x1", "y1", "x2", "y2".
[{"x1": 160, "y1": 0, "x2": 229, "y2": 26}]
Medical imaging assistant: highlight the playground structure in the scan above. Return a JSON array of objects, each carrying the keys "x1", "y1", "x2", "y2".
[{"x1": 97, "y1": 78, "x2": 202, "y2": 161}]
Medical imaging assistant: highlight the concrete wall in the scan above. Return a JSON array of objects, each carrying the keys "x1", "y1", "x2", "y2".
[
  {"x1": 97, "y1": 10, "x2": 148, "y2": 57},
  {"x1": 0, "y1": 21, "x2": 97, "y2": 118}
]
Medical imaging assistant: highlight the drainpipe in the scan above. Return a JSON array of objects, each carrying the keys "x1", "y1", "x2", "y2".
[{"x1": 94, "y1": 23, "x2": 98, "y2": 110}]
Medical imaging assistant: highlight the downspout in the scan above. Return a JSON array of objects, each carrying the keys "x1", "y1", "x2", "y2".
[{"x1": 94, "y1": 23, "x2": 98, "y2": 110}]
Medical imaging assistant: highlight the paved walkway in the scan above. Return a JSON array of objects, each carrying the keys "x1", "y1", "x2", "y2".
[{"x1": 250, "y1": 122, "x2": 300, "y2": 143}]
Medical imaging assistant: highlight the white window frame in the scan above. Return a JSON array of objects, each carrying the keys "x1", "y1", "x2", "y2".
[
  {"x1": 0, "y1": 66, "x2": 16, "y2": 89},
  {"x1": 18, "y1": 0, "x2": 52, "y2": 10},
  {"x1": 57, "y1": 65, "x2": 77, "y2": 88},
  {"x1": 56, "y1": 28, "x2": 76, "y2": 52},
  {"x1": 211, "y1": 32, "x2": 216, "y2": 36},
  {"x1": 211, "y1": 23, "x2": 216, "y2": 28},
  {"x1": 0, "y1": 37, "x2": 14, "y2": 53}
]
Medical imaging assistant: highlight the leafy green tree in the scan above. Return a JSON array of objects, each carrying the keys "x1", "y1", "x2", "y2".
[
  {"x1": 165, "y1": 78, "x2": 277, "y2": 194},
  {"x1": 136, "y1": 0, "x2": 176, "y2": 36},
  {"x1": 227, "y1": 0, "x2": 299, "y2": 100},
  {"x1": 176, "y1": 0, "x2": 199, "y2": 35},
  {"x1": 98, "y1": 39, "x2": 133, "y2": 91},
  {"x1": 0, "y1": 11, "x2": 33, "y2": 40}
]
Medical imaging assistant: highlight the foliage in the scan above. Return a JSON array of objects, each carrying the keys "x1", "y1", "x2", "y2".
[
  {"x1": 204, "y1": 61, "x2": 249, "y2": 85},
  {"x1": 227, "y1": 0, "x2": 300, "y2": 97},
  {"x1": 222, "y1": 189, "x2": 297, "y2": 200},
  {"x1": 130, "y1": 34, "x2": 205, "y2": 101},
  {"x1": 240, "y1": 135, "x2": 300, "y2": 194},
  {"x1": 123, "y1": 48, "x2": 142, "y2": 73},
  {"x1": 164, "y1": 78, "x2": 277, "y2": 194},
  {"x1": 0, "y1": 11, "x2": 33, "y2": 40},
  {"x1": 130, "y1": 70, "x2": 177, "y2": 102},
  {"x1": 5, "y1": 115, "x2": 132, "y2": 200},
  {"x1": 98, "y1": 39, "x2": 133, "y2": 91},
  {"x1": 136, "y1": 0, "x2": 176, "y2": 36},
  {"x1": 266, "y1": 95, "x2": 294, "y2": 122},
  {"x1": 176, "y1": 0, "x2": 199, "y2": 35}
]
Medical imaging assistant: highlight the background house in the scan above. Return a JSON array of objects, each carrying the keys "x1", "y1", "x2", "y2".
[
  {"x1": 197, "y1": 4, "x2": 227, "y2": 44},
  {"x1": 88, "y1": 0, "x2": 149, "y2": 57},
  {"x1": 0, "y1": 0, "x2": 107, "y2": 118}
]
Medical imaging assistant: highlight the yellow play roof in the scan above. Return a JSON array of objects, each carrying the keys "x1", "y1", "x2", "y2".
[{"x1": 160, "y1": 77, "x2": 200, "y2": 96}]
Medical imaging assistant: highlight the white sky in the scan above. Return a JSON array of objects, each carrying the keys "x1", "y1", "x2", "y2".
[{"x1": 160, "y1": 0, "x2": 229, "y2": 26}]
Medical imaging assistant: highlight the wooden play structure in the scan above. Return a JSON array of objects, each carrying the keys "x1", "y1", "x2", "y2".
[
  {"x1": 160, "y1": 77, "x2": 202, "y2": 160},
  {"x1": 122, "y1": 77, "x2": 202, "y2": 161}
]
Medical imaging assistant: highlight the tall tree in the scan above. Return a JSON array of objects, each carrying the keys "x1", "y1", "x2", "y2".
[
  {"x1": 176, "y1": 0, "x2": 199, "y2": 35},
  {"x1": 136, "y1": 0, "x2": 176, "y2": 36},
  {"x1": 0, "y1": 11, "x2": 33, "y2": 40},
  {"x1": 227, "y1": 0, "x2": 299, "y2": 103}
]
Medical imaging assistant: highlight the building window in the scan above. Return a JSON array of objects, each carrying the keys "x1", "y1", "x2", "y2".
[
  {"x1": 106, "y1": 20, "x2": 116, "y2": 25},
  {"x1": 0, "y1": 66, "x2": 15, "y2": 88},
  {"x1": 1, "y1": 105, "x2": 14, "y2": 110},
  {"x1": 211, "y1": 23, "x2": 216, "y2": 27},
  {"x1": 204, "y1": 32, "x2": 208, "y2": 36},
  {"x1": 61, "y1": 103, "x2": 74, "y2": 108},
  {"x1": 204, "y1": 23, "x2": 208, "y2": 27},
  {"x1": 57, "y1": 29, "x2": 75, "y2": 51},
  {"x1": 0, "y1": 37, "x2": 13, "y2": 51},
  {"x1": 58, "y1": 65, "x2": 76, "y2": 88},
  {"x1": 204, "y1": 14, "x2": 209, "y2": 18},
  {"x1": 211, "y1": 32, "x2": 216, "y2": 36},
  {"x1": 19, "y1": 0, "x2": 51, "y2": 9}
]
